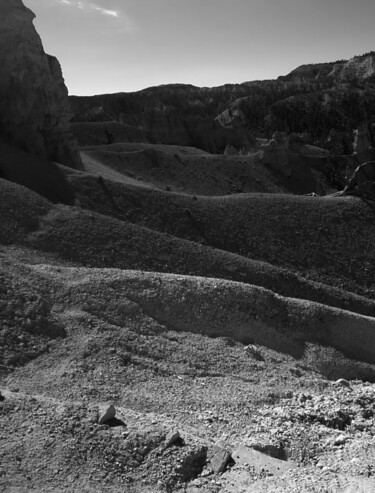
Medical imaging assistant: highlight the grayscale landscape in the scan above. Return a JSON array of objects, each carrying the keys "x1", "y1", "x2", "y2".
[{"x1": 1, "y1": 0, "x2": 375, "y2": 492}]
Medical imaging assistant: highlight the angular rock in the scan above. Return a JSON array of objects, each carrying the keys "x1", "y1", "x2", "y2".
[
  {"x1": 98, "y1": 405, "x2": 116, "y2": 424},
  {"x1": 231, "y1": 445, "x2": 297, "y2": 476},
  {"x1": 208, "y1": 445, "x2": 231, "y2": 473},
  {"x1": 164, "y1": 429, "x2": 180, "y2": 448}
]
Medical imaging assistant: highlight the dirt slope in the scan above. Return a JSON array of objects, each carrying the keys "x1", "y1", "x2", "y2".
[
  {"x1": 22, "y1": 264, "x2": 375, "y2": 365},
  {"x1": 1, "y1": 139, "x2": 375, "y2": 493},
  {"x1": 2, "y1": 257, "x2": 375, "y2": 492},
  {"x1": 1, "y1": 178, "x2": 374, "y2": 318},
  {"x1": 63, "y1": 167, "x2": 375, "y2": 298},
  {"x1": 80, "y1": 144, "x2": 287, "y2": 195}
]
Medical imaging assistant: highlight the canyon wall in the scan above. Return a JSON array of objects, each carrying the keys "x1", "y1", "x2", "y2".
[{"x1": 0, "y1": 0, "x2": 81, "y2": 168}]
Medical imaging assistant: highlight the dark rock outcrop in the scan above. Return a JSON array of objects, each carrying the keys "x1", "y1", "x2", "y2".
[
  {"x1": 0, "y1": 0, "x2": 81, "y2": 168},
  {"x1": 258, "y1": 132, "x2": 326, "y2": 195},
  {"x1": 142, "y1": 108, "x2": 255, "y2": 153},
  {"x1": 69, "y1": 53, "x2": 375, "y2": 158},
  {"x1": 0, "y1": 142, "x2": 75, "y2": 205}
]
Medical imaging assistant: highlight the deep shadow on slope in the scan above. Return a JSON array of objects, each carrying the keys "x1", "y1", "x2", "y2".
[{"x1": 0, "y1": 142, "x2": 75, "y2": 204}]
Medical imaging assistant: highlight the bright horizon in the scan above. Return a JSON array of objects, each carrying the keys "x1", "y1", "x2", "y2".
[{"x1": 25, "y1": 0, "x2": 375, "y2": 96}]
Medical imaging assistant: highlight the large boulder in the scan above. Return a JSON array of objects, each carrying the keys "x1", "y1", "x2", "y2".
[{"x1": 0, "y1": 0, "x2": 81, "y2": 168}]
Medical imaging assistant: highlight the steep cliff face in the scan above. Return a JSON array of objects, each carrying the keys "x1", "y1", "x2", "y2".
[
  {"x1": 338, "y1": 54, "x2": 375, "y2": 82},
  {"x1": 0, "y1": 0, "x2": 81, "y2": 168}
]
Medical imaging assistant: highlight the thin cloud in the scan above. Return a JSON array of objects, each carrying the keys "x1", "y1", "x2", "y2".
[
  {"x1": 92, "y1": 6, "x2": 119, "y2": 17},
  {"x1": 58, "y1": 0, "x2": 119, "y2": 18},
  {"x1": 55, "y1": 0, "x2": 139, "y2": 32}
]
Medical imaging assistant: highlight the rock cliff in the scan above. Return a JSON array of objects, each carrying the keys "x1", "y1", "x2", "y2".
[
  {"x1": 279, "y1": 53, "x2": 375, "y2": 84},
  {"x1": 141, "y1": 108, "x2": 255, "y2": 153},
  {"x1": 70, "y1": 53, "x2": 375, "y2": 157},
  {"x1": 0, "y1": 0, "x2": 81, "y2": 168},
  {"x1": 338, "y1": 54, "x2": 375, "y2": 82}
]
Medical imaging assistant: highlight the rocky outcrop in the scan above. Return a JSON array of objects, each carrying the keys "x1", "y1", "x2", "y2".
[
  {"x1": 335, "y1": 54, "x2": 375, "y2": 83},
  {"x1": 142, "y1": 108, "x2": 192, "y2": 146},
  {"x1": 69, "y1": 53, "x2": 375, "y2": 159},
  {"x1": 258, "y1": 132, "x2": 326, "y2": 194},
  {"x1": 142, "y1": 108, "x2": 255, "y2": 153},
  {"x1": 353, "y1": 124, "x2": 374, "y2": 155},
  {"x1": 279, "y1": 54, "x2": 375, "y2": 84},
  {"x1": 261, "y1": 132, "x2": 291, "y2": 177},
  {"x1": 0, "y1": 0, "x2": 81, "y2": 168},
  {"x1": 278, "y1": 62, "x2": 337, "y2": 84}
]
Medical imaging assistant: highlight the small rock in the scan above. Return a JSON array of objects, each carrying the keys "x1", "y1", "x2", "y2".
[
  {"x1": 208, "y1": 446, "x2": 231, "y2": 473},
  {"x1": 0, "y1": 391, "x2": 4, "y2": 402},
  {"x1": 245, "y1": 345, "x2": 264, "y2": 361},
  {"x1": 98, "y1": 405, "x2": 116, "y2": 424},
  {"x1": 333, "y1": 434, "x2": 347, "y2": 446},
  {"x1": 334, "y1": 379, "x2": 351, "y2": 388},
  {"x1": 164, "y1": 429, "x2": 180, "y2": 448},
  {"x1": 200, "y1": 469, "x2": 212, "y2": 477}
]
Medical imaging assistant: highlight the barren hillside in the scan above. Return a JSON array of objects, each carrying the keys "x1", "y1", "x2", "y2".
[
  {"x1": 2, "y1": 3, "x2": 375, "y2": 491},
  {"x1": 2, "y1": 136, "x2": 375, "y2": 492}
]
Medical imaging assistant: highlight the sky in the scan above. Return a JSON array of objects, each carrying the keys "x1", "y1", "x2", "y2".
[{"x1": 24, "y1": 0, "x2": 375, "y2": 96}]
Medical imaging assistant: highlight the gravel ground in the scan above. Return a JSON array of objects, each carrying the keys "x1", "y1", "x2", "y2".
[
  {"x1": 1, "y1": 146, "x2": 375, "y2": 492},
  {"x1": 2, "y1": 256, "x2": 375, "y2": 492}
]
